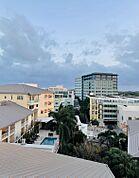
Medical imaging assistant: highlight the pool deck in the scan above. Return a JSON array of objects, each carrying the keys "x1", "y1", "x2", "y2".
[{"x1": 34, "y1": 129, "x2": 58, "y2": 145}]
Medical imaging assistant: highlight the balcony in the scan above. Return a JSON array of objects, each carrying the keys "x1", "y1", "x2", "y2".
[
  {"x1": 2, "y1": 132, "x2": 8, "y2": 139},
  {"x1": 10, "y1": 128, "x2": 15, "y2": 135},
  {"x1": 28, "y1": 99, "x2": 39, "y2": 105}
]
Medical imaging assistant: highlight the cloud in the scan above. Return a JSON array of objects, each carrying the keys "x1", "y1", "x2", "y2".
[{"x1": 0, "y1": 15, "x2": 139, "y2": 90}]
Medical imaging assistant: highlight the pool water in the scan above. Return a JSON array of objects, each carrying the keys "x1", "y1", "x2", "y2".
[{"x1": 41, "y1": 137, "x2": 57, "y2": 145}]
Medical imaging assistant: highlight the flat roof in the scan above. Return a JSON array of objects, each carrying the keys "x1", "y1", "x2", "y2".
[
  {"x1": 0, "y1": 101, "x2": 33, "y2": 129},
  {"x1": 0, "y1": 142, "x2": 114, "y2": 178},
  {"x1": 83, "y1": 72, "x2": 118, "y2": 77}
]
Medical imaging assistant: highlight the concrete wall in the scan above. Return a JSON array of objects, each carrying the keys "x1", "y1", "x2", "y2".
[{"x1": 117, "y1": 105, "x2": 139, "y2": 131}]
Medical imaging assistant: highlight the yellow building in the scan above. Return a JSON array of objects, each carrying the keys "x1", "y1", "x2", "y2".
[
  {"x1": 0, "y1": 84, "x2": 54, "y2": 118},
  {"x1": 0, "y1": 101, "x2": 36, "y2": 143},
  {"x1": 89, "y1": 96, "x2": 103, "y2": 121}
]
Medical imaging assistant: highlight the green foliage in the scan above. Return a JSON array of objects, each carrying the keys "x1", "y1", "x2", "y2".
[
  {"x1": 98, "y1": 130, "x2": 127, "y2": 151},
  {"x1": 77, "y1": 97, "x2": 90, "y2": 123},
  {"x1": 103, "y1": 148, "x2": 138, "y2": 178},
  {"x1": 74, "y1": 142, "x2": 107, "y2": 162},
  {"x1": 49, "y1": 105, "x2": 87, "y2": 149}
]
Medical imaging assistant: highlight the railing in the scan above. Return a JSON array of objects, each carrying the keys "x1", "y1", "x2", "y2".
[
  {"x1": 2, "y1": 132, "x2": 8, "y2": 139},
  {"x1": 10, "y1": 128, "x2": 15, "y2": 134},
  {"x1": 28, "y1": 100, "x2": 39, "y2": 105}
]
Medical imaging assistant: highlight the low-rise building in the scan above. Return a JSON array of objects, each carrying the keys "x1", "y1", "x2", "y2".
[
  {"x1": 0, "y1": 142, "x2": 115, "y2": 177},
  {"x1": 48, "y1": 85, "x2": 75, "y2": 111},
  {"x1": 128, "y1": 120, "x2": 139, "y2": 158},
  {"x1": 117, "y1": 105, "x2": 139, "y2": 132},
  {"x1": 0, "y1": 100, "x2": 36, "y2": 143},
  {"x1": 89, "y1": 95, "x2": 139, "y2": 125},
  {"x1": 0, "y1": 84, "x2": 54, "y2": 117}
]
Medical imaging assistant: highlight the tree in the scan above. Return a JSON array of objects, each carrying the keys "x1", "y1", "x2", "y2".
[
  {"x1": 49, "y1": 105, "x2": 77, "y2": 148},
  {"x1": 98, "y1": 130, "x2": 118, "y2": 148},
  {"x1": 98, "y1": 130, "x2": 127, "y2": 151},
  {"x1": 103, "y1": 148, "x2": 138, "y2": 178},
  {"x1": 74, "y1": 142, "x2": 107, "y2": 162},
  {"x1": 76, "y1": 97, "x2": 90, "y2": 123}
]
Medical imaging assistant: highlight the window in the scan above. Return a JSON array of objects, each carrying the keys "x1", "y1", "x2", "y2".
[
  {"x1": 48, "y1": 101, "x2": 51, "y2": 105},
  {"x1": 11, "y1": 96, "x2": 13, "y2": 100},
  {"x1": 36, "y1": 104, "x2": 38, "y2": 107},
  {"x1": 48, "y1": 109, "x2": 51, "y2": 112},
  {"x1": 48, "y1": 95, "x2": 52, "y2": 98},
  {"x1": 4, "y1": 96, "x2": 7, "y2": 99},
  {"x1": 128, "y1": 117, "x2": 132, "y2": 120},
  {"x1": 44, "y1": 109, "x2": 47, "y2": 113},
  {"x1": 44, "y1": 102, "x2": 47, "y2": 105},
  {"x1": 44, "y1": 95, "x2": 47, "y2": 98},
  {"x1": 17, "y1": 96, "x2": 23, "y2": 100},
  {"x1": 29, "y1": 105, "x2": 34, "y2": 109},
  {"x1": 41, "y1": 110, "x2": 43, "y2": 114}
]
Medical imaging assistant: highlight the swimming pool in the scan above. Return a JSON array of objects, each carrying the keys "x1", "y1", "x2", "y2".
[{"x1": 41, "y1": 137, "x2": 57, "y2": 145}]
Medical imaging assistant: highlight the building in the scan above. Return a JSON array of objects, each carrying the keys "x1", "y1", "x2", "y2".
[
  {"x1": 0, "y1": 101, "x2": 36, "y2": 143},
  {"x1": 48, "y1": 85, "x2": 75, "y2": 112},
  {"x1": 89, "y1": 95, "x2": 139, "y2": 125},
  {"x1": 128, "y1": 120, "x2": 139, "y2": 158},
  {"x1": 0, "y1": 142, "x2": 115, "y2": 177},
  {"x1": 117, "y1": 105, "x2": 139, "y2": 133},
  {"x1": 75, "y1": 72, "x2": 118, "y2": 100},
  {"x1": 0, "y1": 84, "x2": 54, "y2": 117},
  {"x1": 75, "y1": 76, "x2": 82, "y2": 99}
]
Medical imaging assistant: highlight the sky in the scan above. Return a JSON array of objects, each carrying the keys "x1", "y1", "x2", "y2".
[{"x1": 0, "y1": 0, "x2": 139, "y2": 90}]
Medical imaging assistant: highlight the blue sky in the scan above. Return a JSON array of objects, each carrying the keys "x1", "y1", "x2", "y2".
[{"x1": 0, "y1": 0, "x2": 139, "y2": 90}]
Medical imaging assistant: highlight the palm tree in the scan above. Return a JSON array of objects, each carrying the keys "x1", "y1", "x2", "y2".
[
  {"x1": 98, "y1": 130, "x2": 118, "y2": 148},
  {"x1": 49, "y1": 105, "x2": 77, "y2": 147}
]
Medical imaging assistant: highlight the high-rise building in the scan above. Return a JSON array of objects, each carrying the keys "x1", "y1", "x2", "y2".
[
  {"x1": 75, "y1": 77, "x2": 82, "y2": 100},
  {"x1": 75, "y1": 72, "x2": 118, "y2": 100}
]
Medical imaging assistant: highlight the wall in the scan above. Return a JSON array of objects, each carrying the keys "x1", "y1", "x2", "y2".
[
  {"x1": 0, "y1": 93, "x2": 29, "y2": 108},
  {"x1": 38, "y1": 92, "x2": 54, "y2": 118},
  {"x1": 117, "y1": 105, "x2": 139, "y2": 131}
]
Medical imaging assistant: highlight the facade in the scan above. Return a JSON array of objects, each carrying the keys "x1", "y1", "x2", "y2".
[
  {"x1": 0, "y1": 84, "x2": 54, "y2": 118},
  {"x1": 75, "y1": 77, "x2": 82, "y2": 99},
  {"x1": 117, "y1": 105, "x2": 139, "y2": 132},
  {"x1": 89, "y1": 95, "x2": 139, "y2": 124},
  {"x1": 128, "y1": 120, "x2": 139, "y2": 157},
  {"x1": 75, "y1": 73, "x2": 118, "y2": 100},
  {"x1": 38, "y1": 91, "x2": 54, "y2": 117},
  {"x1": 0, "y1": 142, "x2": 115, "y2": 177},
  {"x1": 0, "y1": 101, "x2": 36, "y2": 143},
  {"x1": 48, "y1": 85, "x2": 75, "y2": 112}
]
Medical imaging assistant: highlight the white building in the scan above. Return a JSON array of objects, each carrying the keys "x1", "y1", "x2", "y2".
[
  {"x1": 128, "y1": 120, "x2": 139, "y2": 158},
  {"x1": 48, "y1": 85, "x2": 75, "y2": 111},
  {"x1": 75, "y1": 77, "x2": 82, "y2": 99},
  {"x1": 89, "y1": 95, "x2": 139, "y2": 125},
  {"x1": 117, "y1": 105, "x2": 139, "y2": 132}
]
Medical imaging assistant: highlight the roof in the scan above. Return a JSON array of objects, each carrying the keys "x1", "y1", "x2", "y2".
[
  {"x1": 0, "y1": 101, "x2": 33, "y2": 129},
  {"x1": 128, "y1": 120, "x2": 139, "y2": 157},
  {"x1": 83, "y1": 72, "x2": 118, "y2": 78},
  {"x1": 0, "y1": 142, "x2": 114, "y2": 178},
  {"x1": 0, "y1": 84, "x2": 45, "y2": 95}
]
